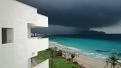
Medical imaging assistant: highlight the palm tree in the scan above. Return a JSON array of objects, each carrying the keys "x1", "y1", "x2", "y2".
[
  {"x1": 50, "y1": 47, "x2": 57, "y2": 68},
  {"x1": 105, "y1": 52, "x2": 121, "y2": 68}
]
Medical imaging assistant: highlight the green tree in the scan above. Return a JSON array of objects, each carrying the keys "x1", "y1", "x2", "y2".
[{"x1": 105, "y1": 52, "x2": 121, "y2": 68}]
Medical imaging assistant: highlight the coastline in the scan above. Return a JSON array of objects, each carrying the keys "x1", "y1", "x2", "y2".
[{"x1": 49, "y1": 42, "x2": 106, "y2": 68}]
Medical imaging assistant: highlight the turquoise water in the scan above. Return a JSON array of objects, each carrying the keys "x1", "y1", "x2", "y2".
[{"x1": 49, "y1": 36, "x2": 121, "y2": 60}]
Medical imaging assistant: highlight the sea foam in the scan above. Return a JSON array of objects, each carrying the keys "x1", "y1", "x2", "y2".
[{"x1": 50, "y1": 41, "x2": 108, "y2": 60}]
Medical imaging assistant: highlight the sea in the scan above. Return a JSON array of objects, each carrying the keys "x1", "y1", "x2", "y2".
[{"x1": 49, "y1": 34, "x2": 121, "y2": 60}]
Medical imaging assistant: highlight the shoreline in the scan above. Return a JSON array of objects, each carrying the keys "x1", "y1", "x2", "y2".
[
  {"x1": 49, "y1": 42, "x2": 106, "y2": 68},
  {"x1": 49, "y1": 41, "x2": 107, "y2": 60}
]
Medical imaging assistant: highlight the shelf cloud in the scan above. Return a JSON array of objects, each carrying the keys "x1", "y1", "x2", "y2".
[{"x1": 19, "y1": 0, "x2": 121, "y2": 28}]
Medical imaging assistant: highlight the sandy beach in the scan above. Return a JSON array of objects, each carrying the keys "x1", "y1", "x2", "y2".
[{"x1": 49, "y1": 43, "x2": 106, "y2": 68}]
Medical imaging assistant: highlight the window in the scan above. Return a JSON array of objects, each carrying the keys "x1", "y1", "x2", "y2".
[{"x1": 2, "y1": 28, "x2": 13, "y2": 44}]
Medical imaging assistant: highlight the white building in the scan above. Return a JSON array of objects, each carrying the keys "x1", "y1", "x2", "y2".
[{"x1": 0, "y1": 0, "x2": 49, "y2": 68}]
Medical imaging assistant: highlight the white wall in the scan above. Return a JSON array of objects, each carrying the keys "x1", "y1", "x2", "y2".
[
  {"x1": 27, "y1": 38, "x2": 49, "y2": 58},
  {"x1": 7, "y1": 28, "x2": 14, "y2": 43},
  {"x1": 34, "y1": 60, "x2": 49, "y2": 68},
  {"x1": 0, "y1": 0, "x2": 48, "y2": 68},
  {"x1": 0, "y1": 28, "x2": 1, "y2": 44},
  {"x1": 29, "y1": 14, "x2": 48, "y2": 27}
]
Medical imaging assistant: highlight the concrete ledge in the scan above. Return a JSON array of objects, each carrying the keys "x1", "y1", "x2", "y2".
[{"x1": 34, "y1": 59, "x2": 49, "y2": 68}]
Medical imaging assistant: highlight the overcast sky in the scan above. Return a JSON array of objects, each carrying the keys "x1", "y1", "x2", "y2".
[{"x1": 20, "y1": 0, "x2": 121, "y2": 34}]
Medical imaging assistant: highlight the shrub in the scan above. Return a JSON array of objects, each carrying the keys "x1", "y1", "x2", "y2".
[
  {"x1": 56, "y1": 50, "x2": 63, "y2": 56},
  {"x1": 73, "y1": 61, "x2": 79, "y2": 65},
  {"x1": 67, "y1": 58, "x2": 72, "y2": 61},
  {"x1": 71, "y1": 54, "x2": 76, "y2": 59}
]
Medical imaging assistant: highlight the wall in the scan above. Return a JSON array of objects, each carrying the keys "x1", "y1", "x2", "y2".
[
  {"x1": 34, "y1": 60, "x2": 49, "y2": 68},
  {"x1": 0, "y1": 0, "x2": 48, "y2": 68},
  {"x1": 0, "y1": 28, "x2": 1, "y2": 44},
  {"x1": 27, "y1": 38, "x2": 49, "y2": 58}
]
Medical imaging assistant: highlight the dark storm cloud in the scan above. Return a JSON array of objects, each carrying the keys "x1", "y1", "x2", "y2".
[{"x1": 19, "y1": 0, "x2": 121, "y2": 28}]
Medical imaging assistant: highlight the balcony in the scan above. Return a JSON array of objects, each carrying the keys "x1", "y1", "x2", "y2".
[
  {"x1": 28, "y1": 14, "x2": 48, "y2": 27},
  {"x1": 27, "y1": 37, "x2": 48, "y2": 57}
]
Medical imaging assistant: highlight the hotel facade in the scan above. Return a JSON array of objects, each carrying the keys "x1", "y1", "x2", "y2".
[{"x1": 0, "y1": 0, "x2": 49, "y2": 68}]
